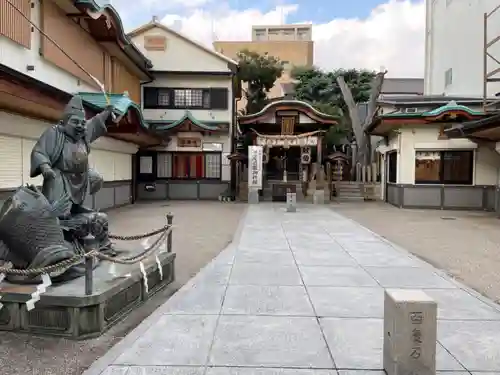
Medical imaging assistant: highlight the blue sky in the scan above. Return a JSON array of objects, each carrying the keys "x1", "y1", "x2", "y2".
[
  {"x1": 249, "y1": 0, "x2": 403, "y2": 24},
  {"x1": 110, "y1": 0, "x2": 421, "y2": 30},
  {"x1": 108, "y1": 0, "x2": 425, "y2": 77}
]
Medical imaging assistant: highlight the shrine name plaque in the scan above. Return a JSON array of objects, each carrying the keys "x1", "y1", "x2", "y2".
[
  {"x1": 256, "y1": 136, "x2": 318, "y2": 147},
  {"x1": 272, "y1": 183, "x2": 296, "y2": 202}
]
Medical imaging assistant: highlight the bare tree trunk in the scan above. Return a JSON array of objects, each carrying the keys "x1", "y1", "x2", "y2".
[
  {"x1": 337, "y1": 75, "x2": 366, "y2": 174},
  {"x1": 336, "y1": 71, "x2": 387, "y2": 170}
]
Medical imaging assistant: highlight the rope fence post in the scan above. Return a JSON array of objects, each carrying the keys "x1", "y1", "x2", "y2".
[
  {"x1": 83, "y1": 234, "x2": 97, "y2": 296},
  {"x1": 167, "y1": 213, "x2": 173, "y2": 253}
]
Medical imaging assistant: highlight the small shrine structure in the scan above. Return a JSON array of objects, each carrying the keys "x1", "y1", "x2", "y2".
[{"x1": 236, "y1": 100, "x2": 339, "y2": 201}]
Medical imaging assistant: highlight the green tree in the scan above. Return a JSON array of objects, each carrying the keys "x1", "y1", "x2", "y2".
[
  {"x1": 291, "y1": 66, "x2": 376, "y2": 150},
  {"x1": 292, "y1": 67, "x2": 375, "y2": 112},
  {"x1": 236, "y1": 49, "x2": 284, "y2": 115}
]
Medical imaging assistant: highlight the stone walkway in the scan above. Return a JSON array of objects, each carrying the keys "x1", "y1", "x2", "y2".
[{"x1": 84, "y1": 204, "x2": 500, "y2": 375}]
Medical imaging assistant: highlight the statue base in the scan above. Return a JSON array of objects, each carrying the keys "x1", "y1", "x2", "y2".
[{"x1": 0, "y1": 249, "x2": 176, "y2": 339}]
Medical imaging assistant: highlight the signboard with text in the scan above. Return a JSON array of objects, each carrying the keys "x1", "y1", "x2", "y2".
[{"x1": 248, "y1": 145, "x2": 263, "y2": 189}]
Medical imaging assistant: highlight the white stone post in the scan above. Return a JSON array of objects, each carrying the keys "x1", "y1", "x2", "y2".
[
  {"x1": 286, "y1": 191, "x2": 296, "y2": 212},
  {"x1": 383, "y1": 289, "x2": 438, "y2": 375}
]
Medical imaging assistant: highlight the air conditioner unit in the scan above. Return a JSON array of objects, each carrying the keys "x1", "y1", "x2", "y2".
[{"x1": 404, "y1": 108, "x2": 418, "y2": 113}]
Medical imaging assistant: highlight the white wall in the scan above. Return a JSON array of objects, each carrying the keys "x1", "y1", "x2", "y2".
[
  {"x1": 385, "y1": 125, "x2": 499, "y2": 185},
  {"x1": 425, "y1": 0, "x2": 500, "y2": 96},
  {"x1": 0, "y1": 111, "x2": 137, "y2": 188},
  {"x1": 0, "y1": 0, "x2": 96, "y2": 94},
  {"x1": 131, "y1": 27, "x2": 231, "y2": 73}
]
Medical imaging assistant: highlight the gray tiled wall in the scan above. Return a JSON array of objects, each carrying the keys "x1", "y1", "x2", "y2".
[
  {"x1": 0, "y1": 180, "x2": 132, "y2": 212},
  {"x1": 137, "y1": 180, "x2": 229, "y2": 200},
  {"x1": 386, "y1": 183, "x2": 497, "y2": 211}
]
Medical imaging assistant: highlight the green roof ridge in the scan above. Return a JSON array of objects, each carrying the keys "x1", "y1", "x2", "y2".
[
  {"x1": 78, "y1": 91, "x2": 150, "y2": 131},
  {"x1": 154, "y1": 111, "x2": 224, "y2": 131}
]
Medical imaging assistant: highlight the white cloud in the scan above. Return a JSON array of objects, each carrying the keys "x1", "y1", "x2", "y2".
[{"x1": 160, "y1": 0, "x2": 425, "y2": 77}]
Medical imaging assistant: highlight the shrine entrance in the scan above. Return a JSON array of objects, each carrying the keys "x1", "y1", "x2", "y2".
[
  {"x1": 236, "y1": 100, "x2": 339, "y2": 202},
  {"x1": 267, "y1": 146, "x2": 301, "y2": 181}
]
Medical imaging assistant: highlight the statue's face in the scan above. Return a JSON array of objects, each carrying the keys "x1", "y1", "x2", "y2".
[{"x1": 64, "y1": 114, "x2": 86, "y2": 140}]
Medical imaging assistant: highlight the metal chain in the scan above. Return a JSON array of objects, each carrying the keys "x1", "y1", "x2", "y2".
[
  {"x1": 96, "y1": 228, "x2": 170, "y2": 265},
  {"x1": 108, "y1": 225, "x2": 170, "y2": 241}
]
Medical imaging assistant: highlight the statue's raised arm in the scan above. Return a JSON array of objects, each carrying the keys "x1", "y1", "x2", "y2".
[
  {"x1": 85, "y1": 104, "x2": 114, "y2": 144},
  {"x1": 29, "y1": 95, "x2": 114, "y2": 213}
]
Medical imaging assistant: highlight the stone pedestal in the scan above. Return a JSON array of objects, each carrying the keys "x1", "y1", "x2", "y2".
[
  {"x1": 0, "y1": 251, "x2": 176, "y2": 339},
  {"x1": 384, "y1": 289, "x2": 437, "y2": 375},
  {"x1": 286, "y1": 192, "x2": 296, "y2": 212},
  {"x1": 248, "y1": 189, "x2": 259, "y2": 204},
  {"x1": 313, "y1": 190, "x2": 325, "y2": 204}
]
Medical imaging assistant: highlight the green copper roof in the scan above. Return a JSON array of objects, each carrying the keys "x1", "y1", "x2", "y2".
[
  {"x1": 73, "y1": 0, "x2": 152, "y2": 70},
  {"x1": 423, "y1": 101, "x2": 483, "y2": 116},
  {"x1": 381, "y1": 101, "x2": 484, "y2": 118},
  {"x1": 78, "y1": 92, "x2": 150, "y2": 130},
  {"x1": 153, "y1": 111, "x2": 228, "y2": 131}
]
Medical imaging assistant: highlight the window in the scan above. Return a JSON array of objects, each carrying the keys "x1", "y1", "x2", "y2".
[
  {"x1": 143, "y1": 87, "x2": 228, "y2": 110},
  {"x1": 254, "y1": 29, "x2": 266, "y2": 41},
  {"x1": 387, "y1": 152, "x2": 397, "y2": 183},
  {"x1": 414, "y1": 150, "x2": 473, "y2": 185},
  {"x1": 445, "y1": 68, "x2": 453, "y2": 87},
  {"x1": 157, "y1": 153, "x2": 172, "y2": 178},
  {"x1": 205, "y1": 153, "x2": 221, "y2": 178},
  {"x1": 139, "y1": 156, "x2": 153, "y2": 174},
  {"x1": 158, "y1": 90, "x2": 170, "y2": 106},
  {"x1": 155, "y1": 152, "x2": 221, "y2": 179},
  {"x1": 174, "y1": 89, "x2": 205, "y2": 108},
  {"x1": 297, "y1": 28, "x2": 309, "y2": 40},
  {"x1": 415, "y1": 151, "x2": 440, "y2": 183}
]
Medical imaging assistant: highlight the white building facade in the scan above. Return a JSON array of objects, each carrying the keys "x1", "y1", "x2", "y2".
[
  {"x1": 0, "y1": 0, "x2": 153, "y2": 209},
  {"x1": 424, "y1": 0, "x2": 500, "y2": 97},
  {"x1": 370, "y1": 97, "x2": 500, "y2": 210},
  {"x1": 128, "y1": 19, "x2": 238, "y2": 200}
]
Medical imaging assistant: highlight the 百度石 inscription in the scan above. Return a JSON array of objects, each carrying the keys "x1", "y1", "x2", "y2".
[{"x1": 409, "y1": 311, "x2": 423, "y2": 359}]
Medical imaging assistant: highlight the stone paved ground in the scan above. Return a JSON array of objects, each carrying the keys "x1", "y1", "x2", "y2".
[
  {"x1": 0, "y1": 201, "x2": 245, "y2": 375},
  {"x1": 334, "y1": 201, "x2": 500, "y2": 304},
  {"x1": 83, "y1": 204, "x2": 500, "y2": 375}
]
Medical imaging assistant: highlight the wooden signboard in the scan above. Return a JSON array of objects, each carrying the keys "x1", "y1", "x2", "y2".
[{"x1": 144, "y1": 35, "x2": 167, "y2": 51}]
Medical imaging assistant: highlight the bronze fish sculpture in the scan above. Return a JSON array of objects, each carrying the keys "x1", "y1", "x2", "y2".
[{"x1": 0, "y1": 185, "x2": 82, "y2": 283}]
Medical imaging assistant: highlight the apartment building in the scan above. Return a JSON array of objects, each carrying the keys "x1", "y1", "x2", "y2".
[
  {"x1": 424, "y1": 0, "x2": 500, "y2": 97},
  {"x1": 214, "y1": 24, "x2": 314, "y2": 110}
]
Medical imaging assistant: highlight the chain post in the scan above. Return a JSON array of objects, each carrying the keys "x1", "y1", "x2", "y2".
[
  {"x1": 166, "y1": 213, "x2": 173, "y2": 253},
  {"x1": 82, "y1": 233, "x2": 97, "y2": 296}
]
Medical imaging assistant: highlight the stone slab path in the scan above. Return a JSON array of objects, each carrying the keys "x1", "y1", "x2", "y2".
[{"x1": 83, "y1": 204, "x2": 500, "y2": 375}]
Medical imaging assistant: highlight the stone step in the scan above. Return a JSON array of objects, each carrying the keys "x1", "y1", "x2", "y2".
[
  {"x1": 337, "y1": 188, "x2": 363, "y2": 193},
  {"x1": 336, "y1": 196, "x2": 365, "y2": 201}
]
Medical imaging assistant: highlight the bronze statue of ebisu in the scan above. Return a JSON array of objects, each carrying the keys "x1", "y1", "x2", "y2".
[{"x1": 0, "y1": 95, "x2": 116, "y2": 283}]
